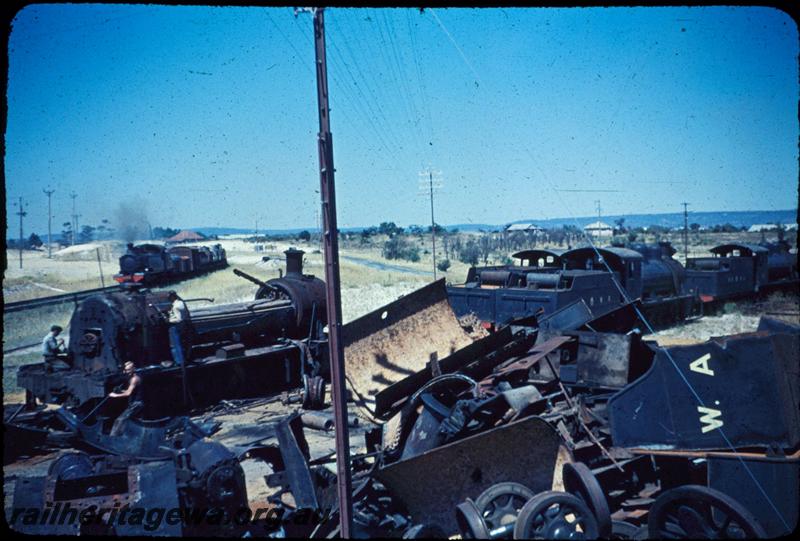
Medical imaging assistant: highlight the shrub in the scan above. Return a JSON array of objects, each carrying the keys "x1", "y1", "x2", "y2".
[
  {"x1": 383, "y1": 237, "x2": 420, "y2": 262},
  {"x1": 458, "y1": 240, "x2": 481, "y2": 266},
  {"x1": 437, "y1": 259, "x2": 451, "y2": 272}
]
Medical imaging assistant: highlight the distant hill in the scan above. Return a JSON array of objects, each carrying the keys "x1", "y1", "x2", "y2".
[
  {"x1": 506, "y1": 209, "x2": 798, "y2": 231},
  {"x1": 23, "y1": 209, "x2": 793, "y2": 242},
  {"x1": 165, "y1": 210, "x2": 800, "y2": 236}
]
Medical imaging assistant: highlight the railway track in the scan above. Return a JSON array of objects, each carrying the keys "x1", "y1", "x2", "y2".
[{"x1": 4, "y1": 285, "x2": 121, "y2": 313}]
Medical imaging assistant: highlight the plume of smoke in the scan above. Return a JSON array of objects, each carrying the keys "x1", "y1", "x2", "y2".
[{"x1": 113, "y1": 198, "x2": 151, "y2": 242}]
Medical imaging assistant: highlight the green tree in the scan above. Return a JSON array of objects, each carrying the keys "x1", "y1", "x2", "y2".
[
  {"x1": 79, "y1": 225, "x2": 95, "y2": 243},
  {"x1": 379, "y1": 221, "x2": 404, "y2": 237},
  {"x1": 61, "y1": 222, "x2": 73, "y2": 245},
  {"x1": 383, "y1": 236, "x2": 420, "y2": 262},
  {"x1": 459, "y1": 240, "x2": 481, "y2": 266},
  {"x1": 28, "y1": 233, "x2": 43, "y2": 248}
]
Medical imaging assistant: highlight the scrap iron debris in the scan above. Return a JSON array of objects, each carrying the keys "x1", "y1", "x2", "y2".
[
  {"x1": 254, "y1": 300, "x2": 799, "y2": 539},
  {"x1": 6, "y1": 279, "x2": 799, "y2": 538}
]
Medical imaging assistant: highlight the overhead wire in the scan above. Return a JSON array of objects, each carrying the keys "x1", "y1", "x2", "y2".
[
  {"x1": 287, "y1": 9, "x2": 401, "y2": 166},
  {"x1": 328, "y1": 12, "x2": 407, "y2": 154},
  {"x1": 421, "y1": 7, "x2": 789, "y2": 530}
]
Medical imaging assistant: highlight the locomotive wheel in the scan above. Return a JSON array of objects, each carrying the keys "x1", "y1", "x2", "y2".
[
  {"x1": 299, "y1": 375, "x2": 325, "y2": 410},
  {"x1": 474, "y1": 482, "x2": 535, "y2": 537},
  {"x1": 456, "y1": 498, "x2": 491, "y2": 539},
  {"x1": 562, "y1": 462, "x2": 612, "y2": 538},
  {"x1": 302, "y1": 375, "x2": 326, "y2": 410},
  {"x1": 513, "y1": 490, "x2": 599, "y2": 540},
  {"x1": 647, "y1": 485, "x2": 767, "y2": 539},
  {"x1": 48, "y1": 451, "x2": 93, "y2": 480}
]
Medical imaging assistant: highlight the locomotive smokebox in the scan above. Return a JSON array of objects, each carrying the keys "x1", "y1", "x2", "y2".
[{"x1": 285, "y1": 247, "x2": 305, "y2": 276}]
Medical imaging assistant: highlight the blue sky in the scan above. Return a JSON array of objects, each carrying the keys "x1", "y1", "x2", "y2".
[{"x1": 5, "y1": 5, "x2": 798, "y2": 234}]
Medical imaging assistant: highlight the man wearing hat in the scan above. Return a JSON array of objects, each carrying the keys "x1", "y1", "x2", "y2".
[{"x1": 42, "y1": 324, "x2": 69, "y2": 371}]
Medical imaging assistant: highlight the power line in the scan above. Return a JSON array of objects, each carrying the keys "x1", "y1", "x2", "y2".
[
  {"x1": 427, "y1": 8, "x2": 482, "y2": 87},
  {"x1": 290, "y1": 9, "x2": 402, "y2": 164},
  {"x1": 14, "y1": 197, "x2": 27, "y2": 269},
  {"x1": 69, "y1": 191, "x2": 78, "y2": 246},
  {"x1": 419, "y1": 167, "x2": 443, "y2": 279},
  {"x1": 430, "y1": 18, "x2": 790, "y2": 523},
  {"x1": 329, "y1": 13, "x2": 407, "y2": 154},
  {"x1": 43, "y1": 188, "x2": 55, "y2": 258},
  {"x1": 682, "y1": 202, "x2": 690, "y2": 262},
  {"x1": 526, "y1": 148, "x2": 791, "y2": 532}
]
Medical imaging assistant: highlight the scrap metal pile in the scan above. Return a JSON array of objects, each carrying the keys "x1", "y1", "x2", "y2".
[
  {"x1": 256, "y1": 285, "x2": 800, "y2": 539},
  {"x1": 6, "y1": 280, "x2": 799, "y2": 538}
]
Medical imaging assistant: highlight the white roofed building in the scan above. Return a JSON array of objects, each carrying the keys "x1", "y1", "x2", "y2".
[
  {"x1": 505, "y1": 222, "x2": 544, "y2": 233},
  {"x1": 583, "y1": 220, "x2": 613, "y2": 238}
]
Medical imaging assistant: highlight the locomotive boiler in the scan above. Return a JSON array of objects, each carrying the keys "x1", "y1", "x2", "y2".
[{"x1": 17, "y1": 249, "x2": 327, "y2": 410}]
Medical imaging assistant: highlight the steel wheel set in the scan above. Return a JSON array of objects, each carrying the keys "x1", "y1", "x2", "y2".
[{"x1": 453, "y1": 463, "x2": 768, "y2": 539}]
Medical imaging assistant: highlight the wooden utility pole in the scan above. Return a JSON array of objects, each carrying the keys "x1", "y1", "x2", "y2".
[
  {"x1": 15, "y1": 197, "x2": 27, "y2": 269},
  {"x1": 682, "y1": 202, "x2": 690, "y2": 262},
  {"x1": 96, "y1": 248, "x2": 106, "y2": 287},
  {"x1": 429, "y1": 172, "x2": 437, "y2": 279},
  {"x1": 312, "y1": 8, "x2": 353, "y2": 537},
  {"x1": 44, "y1": 188, "x2": 55, "y2": 258},
  {"x1": 69, "y1": 191, "x2": 78, "y2": 246},
  {"x1": 419, "y1": 168, "x2": 443, "y2": 279}
]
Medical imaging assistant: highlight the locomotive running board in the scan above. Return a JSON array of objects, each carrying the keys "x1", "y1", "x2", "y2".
[{"x1": 341, "y1": 279, "x2": 473, "y2": 414}]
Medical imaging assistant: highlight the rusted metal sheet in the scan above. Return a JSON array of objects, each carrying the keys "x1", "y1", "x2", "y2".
[
  {"x1": 11, "y1": 461, "x2": 181, "y2": 536},
  {"x1": 375, "y1": 415, "x2": 561, "y2": 535},
  {"x1": 608, "y1": 332, "x2": 800, "y2": 450},
  {"x1": 55, "y1": 409, "x2": 211, "y2": 460},
  {"x1": 374, "y1": 327, "x2": 518, "y2": 418},
  {"x1": 490, "y1": 335, "x2": 573, "y2": 383},
  {"x1": 342, "y1": 279, "x2": 473, "y2": 409}
]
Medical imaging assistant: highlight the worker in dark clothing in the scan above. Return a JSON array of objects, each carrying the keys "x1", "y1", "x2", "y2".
[
  {"x1": 167, "y1": 292, "x2": 192, "y2": 365},
  {"x1": 109, "y1": 361, "x2": 143, "y2": 436},
  {"x1": 42, "y1": 324, "x2": 69, "y2": 371}
]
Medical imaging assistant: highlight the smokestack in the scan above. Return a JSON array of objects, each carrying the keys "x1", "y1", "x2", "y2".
[{"x1": 285, "y1": 247, "x2": 305, "y2": 276}]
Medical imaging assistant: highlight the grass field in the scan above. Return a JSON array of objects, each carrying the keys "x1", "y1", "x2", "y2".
[
  {"x1": 4, "y1": 234, "x2": 796, "y2": 400},
  {"x1": 2, "y1": 239, "x2": 430, "y2": 398}
]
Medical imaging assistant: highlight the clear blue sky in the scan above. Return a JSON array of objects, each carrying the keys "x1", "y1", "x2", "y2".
[{"x1": 5, "y1": 5, "x2": 798, "y2": 234}]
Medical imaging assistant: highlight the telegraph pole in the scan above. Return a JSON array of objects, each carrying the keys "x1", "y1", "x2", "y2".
[
  {"x1": 682, "y1": 202, "x2": 690, "y2": 262},
  {"x1": 311, "y1": 8, "x2": 353, "y2": 537},
  {"x1": 419, "y1": 168, "x2": 443, "y2": 279},
  {"x1": 14, "y1": 197, "x2": 27, "y2": 269},
  {"x1": 43, "y1": 188, "x2": 55, "y2": 258},
  {"x1": 430, "y1": 172, "x2": 437, "y2": 279},
  {"x1": 69, "y1": 191, "x2": 78, "y2": 246}
]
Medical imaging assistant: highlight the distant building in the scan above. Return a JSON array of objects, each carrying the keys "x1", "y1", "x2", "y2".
[
  {"x1": 166, "y1": 229, "x2": 206, "y2": 243},
  {"x1": 583, "y1": 220, "x2": 613, "y2": 238},
  {"x1": 505, "y1": 222, "x2": 544, "y2": 233},
  {"x1": 748, "y1": 223, "x2": 798, "y2": 232}
]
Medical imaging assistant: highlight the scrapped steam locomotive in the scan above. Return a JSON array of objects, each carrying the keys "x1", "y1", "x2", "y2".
[
  {"x1": 18, "y1": 249, "x2": 327, "y2": 416},
  {"x1": 113, "y1": 242, "x2": 228, "y2": 285},
  {"x1": 448, "y1": 240, "x2": 798, "y2": 328}
]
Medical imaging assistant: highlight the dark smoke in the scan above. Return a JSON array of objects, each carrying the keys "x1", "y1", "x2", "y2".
[{"x1": 113, "y1": 198, "x2": 150, "y2": 242}]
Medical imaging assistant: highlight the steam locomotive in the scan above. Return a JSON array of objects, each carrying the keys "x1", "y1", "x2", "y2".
[
  {"x1": 447, "y1": 240, "x2": 798, "y2": 329},
  {"x1": 18, "y1": 249, "x2": 327, "y2": 416},
  {"x1": 113, "y1": 242, "x2": 228, "y2": 285}
]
